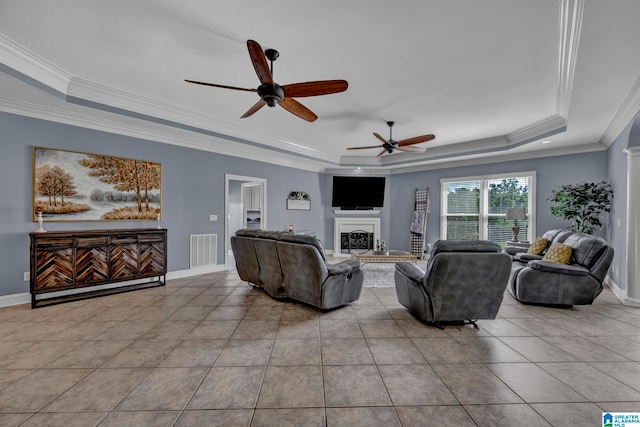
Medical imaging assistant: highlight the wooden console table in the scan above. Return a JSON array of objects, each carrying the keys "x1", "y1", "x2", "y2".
[{"x1": 30, "y1": 228, "x2": 167, "y2": 308}]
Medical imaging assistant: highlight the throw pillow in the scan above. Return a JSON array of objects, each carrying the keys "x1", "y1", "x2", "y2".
[
  {"x1": 542, "y1": 242, "x2": 572, "y2": 264},
  {"x1": 527, "y1": 237, "x2": 549, "y2": 255}
]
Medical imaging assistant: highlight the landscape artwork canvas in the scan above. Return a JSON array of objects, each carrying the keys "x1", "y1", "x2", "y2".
[{"x1": 32, "y1": 146, "x2": 161, "y2": 221}]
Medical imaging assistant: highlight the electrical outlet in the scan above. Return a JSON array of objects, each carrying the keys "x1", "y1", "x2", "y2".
[{"x1": 23, "y1": 272, "x2": 30, "y2": 281}]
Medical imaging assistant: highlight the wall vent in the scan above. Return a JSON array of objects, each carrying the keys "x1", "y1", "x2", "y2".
[{"x1": 190, "y1": 234, "x2": 217, "y2": 268}]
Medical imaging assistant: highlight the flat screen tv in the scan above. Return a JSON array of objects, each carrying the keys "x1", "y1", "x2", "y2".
[{"x1": 331, "y1": 176, "x2": 385, "y2": 210}]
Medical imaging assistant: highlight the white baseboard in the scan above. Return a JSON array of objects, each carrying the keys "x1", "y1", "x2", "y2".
[
  {"x1": 0, "y1": 292, "x2": 30, "y2": 308},
  {"x1": 603, "y1": 275, "x2": 640, "y2": 306},
  {"x1": 0, "y1": 265, "x2": 228, "y2": 309},
  {"x1": 167, "y1": 264, "x2": 227, "y2": 279}
]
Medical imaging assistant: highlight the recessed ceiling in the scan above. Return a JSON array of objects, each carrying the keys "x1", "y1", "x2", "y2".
[{"x1": 1, "y1": 0, "x2": 639, "y2": 172}]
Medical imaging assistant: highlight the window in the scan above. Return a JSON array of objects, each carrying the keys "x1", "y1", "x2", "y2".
[{"x1": 441, "y1": 172, "x2": 535, "y2": 244}]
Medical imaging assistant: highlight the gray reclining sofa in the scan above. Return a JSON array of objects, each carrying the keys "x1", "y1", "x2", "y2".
[
  {"x1": 231, "y1": 229, "x2": 364, "y2": 309},
  {"x1": 508, "y1": 229, "x2": 614, "y2": 306}
]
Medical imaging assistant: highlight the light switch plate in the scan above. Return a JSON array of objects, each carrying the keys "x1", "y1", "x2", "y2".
[{"x1": 209, "y1": 214, "x2": 218, "y2": 222}]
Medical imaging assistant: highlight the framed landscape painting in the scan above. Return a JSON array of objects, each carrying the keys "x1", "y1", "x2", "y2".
[{"x1": 32, "y1": 146, "x2": 162, "y2": 221}]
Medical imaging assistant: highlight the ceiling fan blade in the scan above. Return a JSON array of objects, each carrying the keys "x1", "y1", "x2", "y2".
[
  {"x1": 398, "y1": 134, "x2": 436, "y2": 146},
  {"x1": 247, "y1": 39, "x2": 274, "y2": 85},
  {"x1": 376, "y1": 149, "x2": 388, "y2": 157},
  {"x1": 373, "y1": 133, "x2": 388, "y2": 144},
  {"x1": 346, "y1": 145, "x2": 384, "y2": 150},
  {"x1": 396, "y1": 146, "x2": 426, "y2": 153},
  {"x1": 184, "y1": 80, "x2": 257, "y2": 93},
  {"x1": 279, "y1": 98, "x2": 318, "y2": 122},
  {"x1": 240, "y1": 99, "x2": 267, "y2": 118},
  {"x1": 283, "y1": 80, "x2": 348, "y2": 98}
]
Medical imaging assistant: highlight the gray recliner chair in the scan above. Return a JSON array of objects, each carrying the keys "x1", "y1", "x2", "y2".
[{"x1": 394, "y1": 240, "x2": 512, "y2": 328}]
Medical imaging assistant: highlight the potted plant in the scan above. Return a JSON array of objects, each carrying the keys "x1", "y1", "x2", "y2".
[{"x1": 547, "y1": 181, "x2": 613, "y2": 234}]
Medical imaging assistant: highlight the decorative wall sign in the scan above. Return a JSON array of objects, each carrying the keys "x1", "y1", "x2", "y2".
[
  {"x1": 32, "y1": 146, "x2": 161, "y2": 221},
  {"x1": 286, "y1": 190, "x2": 311, "y2": 210},
  {"x1": 286, "y1": 199, "x2": 311, "y2": 210}
]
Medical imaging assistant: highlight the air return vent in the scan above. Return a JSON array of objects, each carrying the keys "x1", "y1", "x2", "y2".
[{"x1": 189, "y1": 234, "x2": 217, "y2": 268}]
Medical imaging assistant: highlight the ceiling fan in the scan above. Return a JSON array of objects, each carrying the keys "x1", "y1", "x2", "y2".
[
  {"x1": 347, "y1": 121, "x2": 436, "y2": 157},
  {"x1": 185, "y1": 39, "x2": 348, "y2": 122}
]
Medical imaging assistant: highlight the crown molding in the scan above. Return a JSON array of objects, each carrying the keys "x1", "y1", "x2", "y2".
[
  {"x1": 0, "y1": 97, "x2": 330, "y2": 172},
  {"x1": 384, "y1": 142, "x2": 606, "y2": 175},
  {"x1": 0, "y1": 33, "x2": 70, "y2": 94},
  {"x1": 557, "y1": 0, "x2": 584, "y2": 117},
  {"x1": 601, "y1": 74, "x2": 640, "y2": 147},
  {"x1": 506, "y1": 114, "x2": 567, "y2": 145}
]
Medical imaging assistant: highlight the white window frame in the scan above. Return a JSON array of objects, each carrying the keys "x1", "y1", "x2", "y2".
[{"x1": 440, "y1": 171, "x2": 536, "y2": 241}]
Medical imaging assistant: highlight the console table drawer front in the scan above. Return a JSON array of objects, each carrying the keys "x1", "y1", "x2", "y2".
[
  {"x1": 76, "y1": 236, "x2": 110, "y2": 247},
  {"x1": 34, "y1": 248, "x2": 74, "y2": 291},
  {"x1": 140, "y1": 233, "x2": 164, "y2": 243},
  {"x1": 35, "y1": 237, "x2": 75, "y2": 250},
  {"x1": 112, "y1": 236, "x2": 138, "y2": 245}
]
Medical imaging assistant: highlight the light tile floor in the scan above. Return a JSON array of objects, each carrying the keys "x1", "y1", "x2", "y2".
[{"x1": 0, "y1": 269, "x2": 639, "y2": 426}]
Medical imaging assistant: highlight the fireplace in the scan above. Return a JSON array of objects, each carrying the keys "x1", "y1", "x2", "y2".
[
  {"x1": 334, "y1": 217, "x2": 380, "y2": 256},
  {"x1": 340, "y1": 231, "x2": 374, "y2": 253}
]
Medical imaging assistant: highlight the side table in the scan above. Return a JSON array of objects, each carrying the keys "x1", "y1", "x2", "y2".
[{"x1": 505, "y1": 240, "x2": 530, "y2": 255}]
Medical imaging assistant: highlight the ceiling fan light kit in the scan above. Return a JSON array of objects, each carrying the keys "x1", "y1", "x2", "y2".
[{"x1": 185, "y1": 39, "x2": 348, "y2": 122}]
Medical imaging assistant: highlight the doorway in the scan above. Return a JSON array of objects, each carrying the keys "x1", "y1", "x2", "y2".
[{"x1": 224, "y1": 174, "x2": 267, "y2": 269}]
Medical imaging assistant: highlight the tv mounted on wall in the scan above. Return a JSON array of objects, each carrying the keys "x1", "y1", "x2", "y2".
[{"x1": 331, "y1": 176, "x2": 386, "y2": 210}]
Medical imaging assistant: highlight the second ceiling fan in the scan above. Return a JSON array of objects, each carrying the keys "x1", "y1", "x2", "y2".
[
  {"x1": 348, "y1": 121, "x2": 436, "y2": 157},
  {"x1": 185, "y1": 39, "x2": 348, "y2": 122}
]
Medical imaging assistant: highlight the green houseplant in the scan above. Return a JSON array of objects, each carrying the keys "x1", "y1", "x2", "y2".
[{"x1": 548, "y1": 181, "x2": 613, "y2": 234}]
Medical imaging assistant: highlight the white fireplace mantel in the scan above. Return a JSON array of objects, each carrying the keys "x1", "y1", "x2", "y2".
[{"x1": 334, "y1": 217, "x2": 381, "y2": 257}]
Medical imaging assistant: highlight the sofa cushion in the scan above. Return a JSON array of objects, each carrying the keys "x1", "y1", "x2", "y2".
[
  {"x1": 527, "y1": 237, "x2": 549, "y2": 255},
  {"x1": 562, "y1": 233, "x2": 607, "y2": 267},
  {"x1": 528, "y1": 260, "x2": 590, "y2": 276},
  {"x1": 278, "y1": 233, "x2": 327, "y2": 261},
  {"x1": 236, "y1": 228, "x2": 260, "y2": 237},
  {"x1": 430, "y1": 240, "x2": 501, "y2": 257},
  {"x1": 542, "y1": 242, "x2": 572, "y2": 264}
]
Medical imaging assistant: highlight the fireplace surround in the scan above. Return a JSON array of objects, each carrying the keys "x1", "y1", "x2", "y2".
[{"x1": 333, "y1": 217, "x2": 380, "y2": 256}]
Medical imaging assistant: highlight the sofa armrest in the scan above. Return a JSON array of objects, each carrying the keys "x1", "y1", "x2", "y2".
[
  {"x1": 394, "y1": 262, "x2": 424, "y2": 284},
  {"x1": 327, "y1": 259, "x2": 361, "y2": 276},
  {"x1": 515, "y1": 253, "x2": 543, "y2": 262},
  {"x1": 527, "y1": 260, "x2": 590, "y2": 276}
]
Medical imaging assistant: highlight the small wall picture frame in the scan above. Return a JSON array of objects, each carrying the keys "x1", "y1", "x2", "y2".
[
  {"x1": 286, "y1": 199, "x2": 311, "y2": 210},
  {"x1": 286, "y1": 191, "x2": 311, "y2": 210}
]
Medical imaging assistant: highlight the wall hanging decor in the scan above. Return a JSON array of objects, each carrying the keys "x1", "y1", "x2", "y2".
[
  {"x1": 32, "y1": 146, "x2": 161, "y2": 221},
  {"x1": 286, "y1": 190, "x2": 311, "y2": 210}
]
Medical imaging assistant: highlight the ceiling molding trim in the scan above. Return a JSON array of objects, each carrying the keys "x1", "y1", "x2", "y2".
[
  {"x1": 556, "y1": 0, "x2": 585, "y2": 117},
  {"x1": 0, "y1": 97, "x2": 329, "y2": 172},
  {"x1": 0, "y1": 33, "x2": 71, "y2": 94},
  {"x1": 383, "y1": 142, "x2": 606, "y2": 175},
  {"x1": 506, "y1": 114, "x2": 567, "y2": 145},
  {"x1": 66, "y1": 77, "x2": 340, "y2": 164},
  {"x1": 600, "y1": 73, "x2": 640, "y2": 147}
]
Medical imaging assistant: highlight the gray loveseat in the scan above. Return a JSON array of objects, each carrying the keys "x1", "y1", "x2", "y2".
[
  {"x1": 394, "y1": 240, "x2": 512, "y2": 328},
  {"x1": 508, "y1": 229, "x2": 614, "y2": 306},
  {"x1": 231, "y1": 229, "x2": 364, "y2": 309}
]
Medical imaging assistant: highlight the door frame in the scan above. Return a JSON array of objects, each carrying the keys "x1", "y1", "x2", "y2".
[{"x1": 224, "y1": 174, "x2": 267, "y2": 269}]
